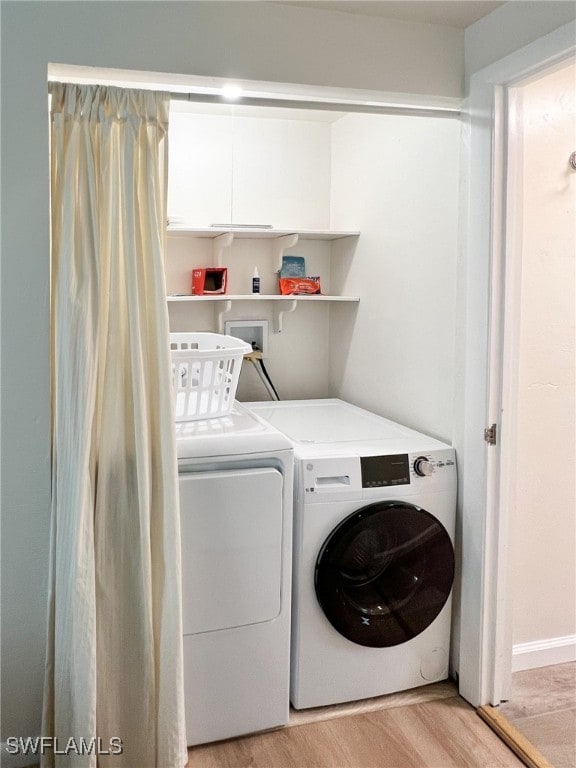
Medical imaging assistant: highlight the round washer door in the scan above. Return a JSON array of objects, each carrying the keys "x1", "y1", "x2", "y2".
[{"x1": 315, "y1": 501, "x2": 455, "y2": 648}]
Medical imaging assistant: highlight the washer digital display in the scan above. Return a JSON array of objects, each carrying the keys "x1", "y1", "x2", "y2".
[{"x1": 360, "y1": 454, "x2": 410, "y2": 487}]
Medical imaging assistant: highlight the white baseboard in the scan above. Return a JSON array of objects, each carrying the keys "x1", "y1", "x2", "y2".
[{"x1": 512, "y1": 634, "x2": 576, "y2": 672}]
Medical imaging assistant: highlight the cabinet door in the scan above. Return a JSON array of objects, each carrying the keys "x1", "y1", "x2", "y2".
[
  {"x1": 168, "y1": 109, "x2": 332, "y2": 229},
  {"x1": 179, "y1": 467, "x2": 284, "y2": 635},
  {"x1": 168, "y1": 111, "x2": 233, "y2": 227},
  {"x1": 231, "y1": 116, "x2": 331, "y2": 230}
]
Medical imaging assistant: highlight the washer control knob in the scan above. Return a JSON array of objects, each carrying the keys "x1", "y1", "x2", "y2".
[{"x1": 414, "y1": 457, "x2": 433, "y2": 477}]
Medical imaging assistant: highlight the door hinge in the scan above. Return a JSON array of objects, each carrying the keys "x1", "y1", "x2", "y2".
[{"x1": 484, "y1": 423, "x2": 497, "y2": 446}]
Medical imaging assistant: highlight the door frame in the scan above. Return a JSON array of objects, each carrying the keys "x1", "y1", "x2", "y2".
[{"x1": 458, "y1": 20, "x2": 576, "y2": 707}]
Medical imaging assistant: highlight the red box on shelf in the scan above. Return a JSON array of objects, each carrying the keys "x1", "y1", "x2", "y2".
[{"x1": 191, "y1": 268, "x2": 228, "y2": 295}]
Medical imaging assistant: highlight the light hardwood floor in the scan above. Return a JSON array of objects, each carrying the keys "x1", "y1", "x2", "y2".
[
  {"x1": 499, "y1": 662, "x2": 576, "y2": 768},
  {"x1": 187, "y1": 687, "x2": 524, "y2": 768}
]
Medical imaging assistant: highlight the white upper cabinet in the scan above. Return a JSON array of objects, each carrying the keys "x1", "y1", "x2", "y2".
[
  {"x1": 231, "y1": 116, "x2": 331, "y2": 230},
  {"x1": 168, "y1": 111, "x2": 233, "y2": 227},
  {"x1": 168, "y1": 105, "x2": 332, "y2": 230}
]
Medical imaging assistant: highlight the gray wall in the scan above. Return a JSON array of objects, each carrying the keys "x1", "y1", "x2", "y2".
[{"x1": 465, "y1": 0, "x2": 576, "y2": 81}]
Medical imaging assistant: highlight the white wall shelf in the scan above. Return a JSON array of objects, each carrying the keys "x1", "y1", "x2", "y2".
[
  {"x1": 167, "y1": 226, "x2": 360, "y2": 240},
  {"x1": 167, "y1": 293, "x2": 360, "y2": 333},
  {"x1": 166, "y1": 294, "x2": 359, "y2": 302},
  {"x1": 167, "y1": 226, "x2": 360, "y2": 269}
]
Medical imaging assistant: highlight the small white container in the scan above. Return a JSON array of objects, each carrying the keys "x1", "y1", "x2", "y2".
[{"x1": 170, "y1": 332, "x2": 251, "y2": 421}]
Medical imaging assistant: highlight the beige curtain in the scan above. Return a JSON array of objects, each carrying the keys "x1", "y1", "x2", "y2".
[{"x1": 43, "y1": 83, "x2": 187, "y2": 768}]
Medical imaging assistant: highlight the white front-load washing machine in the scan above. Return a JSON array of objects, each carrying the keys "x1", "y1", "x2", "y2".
[
  {"x1": 176, "y1": 403, "x2": 293, "y2": 743},
  {"x1": 246, "y1": 399, "x2": 456, "y2": 710}
]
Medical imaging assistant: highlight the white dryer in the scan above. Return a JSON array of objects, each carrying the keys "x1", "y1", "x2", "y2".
[
  {"x1": 176, "y1": 403, "x2": 293, "y2": 744},
  {"x1": 246, "y1": 399, "x2": 456, "y2": 710}
]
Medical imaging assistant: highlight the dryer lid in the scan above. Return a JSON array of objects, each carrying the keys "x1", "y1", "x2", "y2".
[{"x1": 176, "y1": 401, "x2": 291, "y2": 459}]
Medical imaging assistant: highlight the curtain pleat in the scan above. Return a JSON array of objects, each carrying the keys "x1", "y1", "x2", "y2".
[{"x1": 43, "y1": 83, "x2": 187, "y2": 768}]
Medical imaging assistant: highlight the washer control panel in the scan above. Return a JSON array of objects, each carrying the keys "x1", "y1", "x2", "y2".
[
  {"x1": 301, "y1": 449, "x2": 456, "y2": 503},
  {"x1": 360, "y1": 451, "x2": 456, "y2": 487},
  {"x1": 409, "y1": 451, "x2": 456, "y2": 481}
]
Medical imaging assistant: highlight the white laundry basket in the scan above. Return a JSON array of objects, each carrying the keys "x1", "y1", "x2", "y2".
[{"x1": 170, "y1": 332, "x2": 252, "y2": 421}]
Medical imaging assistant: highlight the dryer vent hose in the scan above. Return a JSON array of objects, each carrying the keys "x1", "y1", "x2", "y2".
[{"x1": 244, "y1": 343, "x2": 280, "y2": 401}]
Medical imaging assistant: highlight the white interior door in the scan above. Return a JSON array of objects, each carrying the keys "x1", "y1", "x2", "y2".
[
  {"x1": 460, "y1": 21, "x2": 576, "y2": 707},
  {"x1": 501, "y1": 61, "x2": 576, "y2": 680}
]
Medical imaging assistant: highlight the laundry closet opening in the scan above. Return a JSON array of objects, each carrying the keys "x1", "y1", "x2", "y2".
[
  {"x1": 48, "y1": 63, "x2": 461, "y2": 440},
  {"x1": 164, "y1": 94, "x2": 461, "y2": 440}
]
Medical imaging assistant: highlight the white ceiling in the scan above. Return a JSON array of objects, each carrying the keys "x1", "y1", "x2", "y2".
[{"x1": 276, "y1": 1, "x2": 505, "y2": 29}]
